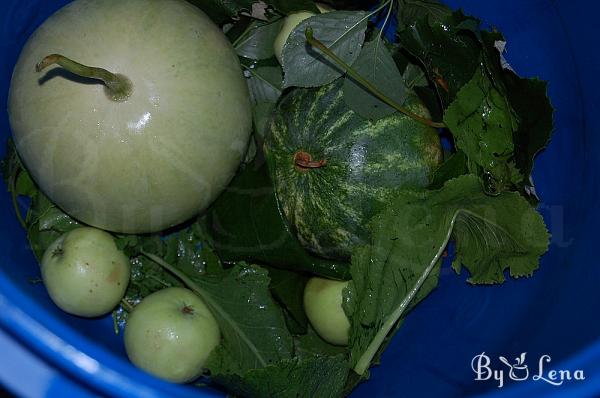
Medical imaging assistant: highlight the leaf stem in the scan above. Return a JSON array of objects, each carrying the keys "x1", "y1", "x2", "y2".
[
  {"x1": 353, "y1": 211, "x2": 458, "y2": 375},
  {"x1": 36, "y1": 54, "x2": 133, "y2": 102},
  {"x1": 305, "y1": 28, "x2": 446, "y2": 129}
]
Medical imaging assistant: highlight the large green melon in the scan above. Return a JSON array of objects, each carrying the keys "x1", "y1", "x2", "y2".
[{"x1": 264, "y1": 79, "x2": 442, "y2": 260}]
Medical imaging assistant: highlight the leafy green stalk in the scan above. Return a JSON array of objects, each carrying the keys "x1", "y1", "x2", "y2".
[
  {"x1": 305, "y1": 28, "x2": 445, "y2": 128},
  {"x1": 353, "y1": 211, "x2": 455, "y2": 375},
  {"x1": 345, "y1": 175, "x2": 549, "y2": 379}
]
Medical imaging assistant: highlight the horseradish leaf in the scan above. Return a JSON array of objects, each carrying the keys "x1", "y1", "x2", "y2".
[
  {"x1": 144, "y1": 254, "x2": 294, "y2": 375},
  {"x1": 345, "y1": 175, "x2": 549, "y2": 375}
]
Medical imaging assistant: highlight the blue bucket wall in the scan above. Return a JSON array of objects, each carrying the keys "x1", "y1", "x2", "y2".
[{"x1": 0, "y1": 1, "x2": 598, "y2": 397}]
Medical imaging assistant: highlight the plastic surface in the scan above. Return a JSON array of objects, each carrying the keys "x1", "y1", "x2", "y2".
[{"x1": 0, "y1": 0, "x2": 598, "y2": 397}]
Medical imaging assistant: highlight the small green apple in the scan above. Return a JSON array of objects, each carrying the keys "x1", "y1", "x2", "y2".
[
  {"x1": 124, "y1": 287, "x2": 221, "y2": 383},
  {"x1": 303, "y1": 277, "x2": 350, "y2": 346},
  {"x1": 41, "y1": 227, "x2": 130, "y2": 317}
]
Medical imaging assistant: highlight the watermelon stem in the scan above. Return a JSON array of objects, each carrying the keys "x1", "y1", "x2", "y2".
[
  {"x1": 294, "y1": 151, "x2": 327, "y2": 170},
  {"x1": 305, "y1": 28, "x2": 446, "y2": 129}
]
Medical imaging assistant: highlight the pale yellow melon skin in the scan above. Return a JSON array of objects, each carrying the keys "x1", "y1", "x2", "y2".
[{"x1": 9, "y1": 0, "x2": 252, "y2": 233}]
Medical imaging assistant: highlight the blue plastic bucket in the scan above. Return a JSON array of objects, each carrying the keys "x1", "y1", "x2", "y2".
[{"x1": 1, "y1": 0, "x2": 598, "y2": 397}]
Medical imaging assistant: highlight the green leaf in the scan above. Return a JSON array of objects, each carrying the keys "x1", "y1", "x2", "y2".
[
  {"x1": 212, "y1": 355, "x2": 348, "y2": 398},
  {"x1": 428, "y1": 150, "x2": 468, "y2": 189},
  {"x1": 252, "y1": 101, "x2": 277, "y2": 140},
  {"x1": 294, "y1": 325, "x2": 348, "y2": 360},
  {"x1": 448, "y1": 184, "x2": 550, "y2": 284},
  {"x1": 397, "y1": 11, "x2": 481, "y2": 106},
  {"x1": 402, "y1": 63, "x2": 428, "y2": 89},
  {"x1": 345, "y1": 175, "x2": 549, "y2": 375},
  {"x1": 235, "y1": 19, "x2": 284, "y2": 60},
  {"x1": 282, "y1": 11, "x2": 368, "y2": 88},
  {"x1": 397, "y1": 0, "x2": 452, "y2": 29},
  {"x1": 344, "y1": 190, "x2": 445, "y2": 376},
  {"x1": 267, "y1": 267, "x2": 310, "y2": 334},
  {"x1": 266, "y1": 0, "x2": 319, "y2": 15},
  {"x1": 206, "y1": 160, "x2": 350, "y2": 280},
  {"x1": 25, "y1": 193, "x2": 81, "y2": 260},
  {"x1": 186, "y1": 0, "x2": 255, "y2": 24},
  {"x1": 243, "y1": 64, "x2": 283, "y2": 104},
  {"x1": 342, "y1": 36, "x2": 407, "y2": 119},
  {"x1": 14, "y1": 170, "x2": 36, "y2": 197},
  {"x1": 443, "y1": 64, "x2": 521, "y2": 193},
  {"x1": 504, "y1": 74, "x2": 553, "y2": 186},
  {"x1": 145, "y1": 253, "x2": 294, "y2": 375}
]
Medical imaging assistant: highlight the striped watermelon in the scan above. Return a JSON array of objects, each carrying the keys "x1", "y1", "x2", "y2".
[{"x1": 263, "y1": 79, "x2": 442, "y2": 260}]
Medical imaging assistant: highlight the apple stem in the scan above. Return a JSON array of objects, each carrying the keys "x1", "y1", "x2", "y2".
[
  {"x1": 51, "y1": 246, "x2": 64, "y2": 258},
  {"x1": 36, "y1": 54, "x2": 133, "y2": 102},
  {"x1": 182, "y1": 305, "x2": 195, "y2": 315}
]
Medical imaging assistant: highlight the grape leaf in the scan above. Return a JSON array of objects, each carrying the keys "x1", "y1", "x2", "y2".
[
  {"x1": 282, "y1": 11, "x2": 368, "y2": 88},
  {"x1": 344, "y1": 175, "x2": 549, "y2": 376},
  {"x1": 342, "y1": 36, "x2": 407, "y2": 119},
  {"x1": 443, "y1": 64, "x2": 521, "y2": 194}
]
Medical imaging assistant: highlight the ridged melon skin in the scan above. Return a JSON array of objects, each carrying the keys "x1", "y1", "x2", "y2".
[{"x1": 264, "y1": 80, "x2": 442, "y2": 259}]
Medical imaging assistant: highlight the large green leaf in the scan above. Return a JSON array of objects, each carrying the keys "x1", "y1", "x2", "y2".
[
  {"x1": 212, "y1": 355, "x2": 348, "y2": 398},
  {"x1": 344, "y1": 175, "x2": 549, "y2": 376},
  {"x1": 282, "y1": 11, "x2": 369, "y2": 88},
  {"x1": 342, "y1": 36, "x2": 407, "y2": 119},
  {"x1": 206, "y1": 160, "x2": 350, "y2": 280},
  {"x1": 145, "y1": 253, "x2": 295, "y2": 375}
]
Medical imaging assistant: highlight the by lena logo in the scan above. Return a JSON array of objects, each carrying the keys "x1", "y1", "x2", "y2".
[{"x1": 471, "y1": 352, "x2": 585, "y2": 388}]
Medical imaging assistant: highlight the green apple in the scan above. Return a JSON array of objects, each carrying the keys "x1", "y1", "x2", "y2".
[
  {"x1": 303, "y1": 277, "x2": 350, "y2": 346},
  {"x1": 124, "y1": 287, "x2": 221, "y2": 383},
  {"x1": 41, "y1": 227, "x2": 130, "y2": 317},
  {"x1": 273, "y1": 3, "x2": 334, "y2": 64},
  {"x1": 9, "y1": 0, "x2": 252, "y2": 234}
]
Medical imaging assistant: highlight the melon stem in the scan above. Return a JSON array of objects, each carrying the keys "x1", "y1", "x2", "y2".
[{"x1": 36, "y1": 54, "x2": 133, "y2": 102}]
